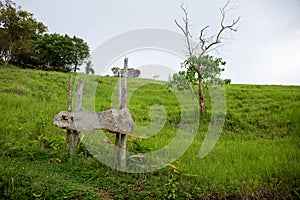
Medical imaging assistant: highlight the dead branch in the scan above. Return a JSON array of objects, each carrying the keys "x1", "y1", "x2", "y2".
[
  {"x1": 174, "y1": 4, "x2": 193, "y2": 57},
  {"x1": 175, "y1": 0, "x2": 240, "y2": 58},
  {"x1": 199, "y1": 0, "x2": 240, "y2": 56}
]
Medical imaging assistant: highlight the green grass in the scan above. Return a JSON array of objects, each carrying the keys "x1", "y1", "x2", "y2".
[{"x1": 0, "y1": 65, "x2": 299, "y2": 199}]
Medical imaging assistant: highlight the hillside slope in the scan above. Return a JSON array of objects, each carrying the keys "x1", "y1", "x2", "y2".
[{"x1": 0, "y1": 66, "x2": 299, "y2": 199}]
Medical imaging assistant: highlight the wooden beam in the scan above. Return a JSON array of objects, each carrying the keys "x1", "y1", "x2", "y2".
[{"x1": 54, "y1": 108, "x2": 133, "y2": 134}]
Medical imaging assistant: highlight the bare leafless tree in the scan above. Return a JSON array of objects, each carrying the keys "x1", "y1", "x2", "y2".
[{"x1": 175, "y1": 0, "x2": 240, "y2": 112}]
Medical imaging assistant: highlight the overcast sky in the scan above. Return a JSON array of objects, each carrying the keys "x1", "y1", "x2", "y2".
[{"x1": 14, "y1": 0, "x2": 300, "y2": 85}]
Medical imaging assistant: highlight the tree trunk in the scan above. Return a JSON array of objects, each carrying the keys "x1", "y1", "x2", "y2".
[
  {"x1": 72, "y1": 62, "x2": 79, "y2": 72},
  {"x1": 3, "y1": 42, "x2": 13, "y2": 65},
  {"x1": 198, "y1": 78, "x2": 206, "y2": 112}
]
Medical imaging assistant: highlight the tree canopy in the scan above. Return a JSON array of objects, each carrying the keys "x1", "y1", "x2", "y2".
[
  {"x1": 33, "y1": 33, "x2": 90, "y2": 72},
  {"x1": 0, "y1": 0, "x2": 90, "y2": 72},
  {"x1": 182, "y1": 55, "x2": 226, "y2": 86},
  {"x1": 0, "y1": 0, "x2": 47, "y2": 64}
]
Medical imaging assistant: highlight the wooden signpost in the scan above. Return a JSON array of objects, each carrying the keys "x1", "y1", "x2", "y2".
[{"x1": 54, "y1": 58, "x2": 132, "y2": 169}]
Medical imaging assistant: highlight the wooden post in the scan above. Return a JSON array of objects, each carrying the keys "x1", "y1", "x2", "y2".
[
  {"x1": 114, "y1": 58, "x2": 128, "y2": 170},
  {"x1": 120, "y1": 134, "x2": 126, "y2": 169},
  {"x1": 118, "y1": 70, "x2": 122, "y2": 110},
  {"x1": 72, "y1": 79, "x2": 84, "y2": 152},
  {"x1": 120, "y1": 58, "x2": 128, "y2": 169},
  {"x1": 66, "y1": 74, "x2": 72, "y2": 152},
  {"x1": 114, "y1": 71, "x2": 122, "y2": 168},
  {"x1": 121, "y1": 58, "x2": 128, "y2": 109},
  {"x1": 114, "y1": 132, "x2": 120, "y2": 168},
  {"x1": 75, "y1": 79, "x2": 84, "y2": 111}
]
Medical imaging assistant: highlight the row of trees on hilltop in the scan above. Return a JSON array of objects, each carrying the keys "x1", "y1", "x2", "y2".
[
  {"x1": 0, "y1": 0, "x2": 90, "y2": 72},
  {"x1": 111, "y1": 67, "x2": 141, "y2": 78}
]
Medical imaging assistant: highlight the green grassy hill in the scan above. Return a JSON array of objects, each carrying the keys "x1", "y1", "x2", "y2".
[{"x1": 0, "y1": 66, "x2": 299, "y2": 199}]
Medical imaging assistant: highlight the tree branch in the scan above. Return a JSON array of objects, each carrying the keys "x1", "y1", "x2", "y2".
[
  {"x1": 199, "y1": 0, "x2": 240, "y2": 57},
  {"x1": 175, "y1": 0, "x2": 240, "y2": 58},
  {"x1": 199, "y1": 26, "x2": 209, "y2": 53},
  {"x1": 174, "y1": 4, "x2": 194, "y2": 57}
]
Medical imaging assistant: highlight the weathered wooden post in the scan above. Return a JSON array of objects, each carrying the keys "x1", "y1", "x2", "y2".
[
  {"x1": 114, "y1": 57, "x2": 128, "y2": 169},
  {"x1": 66, "y1": 74, "x2": 72, "y2": 152},
  {"x1": 65, "y1": 75, "x2": 84, "y2": 153},
  {"x1": 72, "y1": 79, "x2": 84, "y2": 153}
]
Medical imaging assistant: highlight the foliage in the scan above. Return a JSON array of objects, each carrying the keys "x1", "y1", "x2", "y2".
[
  {"x1": 85, "y1": 59, "x2": 94, "y2": 75},
  {"x1": 127, "y1": 134, "x2": 151, "y2": 153},
  {"x1": 170, "y1": 71, "x2": 190, "y2": 91},
  {"x1": 164, "y1": 174, "x2": 180, "y2": 199},
  {"x1": 0, "y1": 0, "x2": 47, "y2": 64},
  {"x1": 0, "y1": 0, "x2": 90, "y2": 72},
  {"x1": 180, "y1": 55, "x2": 226, "y2": 86},
  {"x1": 111, "y1": 66, "x2": 141, "y2": 78},
  {"x1": 170, "y1": 55, "x2": 227, "y2": 112},
  {"x1": 33, "y1": 33, "x2": 90, "y2": 72},
  {"x1": 223, "y1": 78, "x2": 232, "y2": 85}
]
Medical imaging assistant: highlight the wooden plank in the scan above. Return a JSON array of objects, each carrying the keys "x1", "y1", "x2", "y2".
[{"x1": 54, "y1": 108, "x2": 133, "y2": 133}]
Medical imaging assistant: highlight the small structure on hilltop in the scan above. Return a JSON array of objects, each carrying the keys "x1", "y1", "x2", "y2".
[
  {"x1": 153, "y1": 74, "x2": 160, "y2": 80},
  {"x1": 54, "y1": 58, "x2": 132, "y2": 170}
]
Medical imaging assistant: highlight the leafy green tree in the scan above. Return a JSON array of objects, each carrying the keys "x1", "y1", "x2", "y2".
[
  {"x1": 174, "y1": 1, "x2": 240, "y2": 112},
  {"x1": 70, "y1": 36, "x2": 90, "y2": 72},
  {"x1": 85, "y1": 60, "x2": 94, "y2": 75},
  {"x1": 171, "y1": 71, "x2": 190, "y2": 91},
  {"x1": 111, "y1": 66, "x2": 120, "y2": 76},
  {"x1": 0, "y1": 0, "x2": 47, "y2": 64},
  {"x1": 172, "y1": 56, "x2": 226, "y2": 87},
  {"x1": 111, "y1": 66, "x2": 140, "y2": 78},
  {"x1": 182, "y1": 56, "x2": 226, "y2": 85},
  {"x1": 33, "y1": 33, "x2": 90, "y2": 72},
  {"x1": 172, "y1": 56, "x2": 226, "y2": 111}
]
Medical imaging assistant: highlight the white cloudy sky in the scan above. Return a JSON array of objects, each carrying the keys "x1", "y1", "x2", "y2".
[{"x1": 14, "y1": 0, "x2": 300, "y2": 85}]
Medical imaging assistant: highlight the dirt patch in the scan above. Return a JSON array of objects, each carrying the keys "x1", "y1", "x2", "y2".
[{"x1": 99, "y1": 189, "x2": 114, "y2": 200}]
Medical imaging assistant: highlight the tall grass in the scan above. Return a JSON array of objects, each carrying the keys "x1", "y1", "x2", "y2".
[{"x1": 0, "y1": 66, "x2": 299, "y2": 199}]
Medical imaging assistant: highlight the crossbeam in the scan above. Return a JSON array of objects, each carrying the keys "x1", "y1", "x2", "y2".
[{"x1": 53, "y1": 108, "x2": 133, "y2": 134}]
